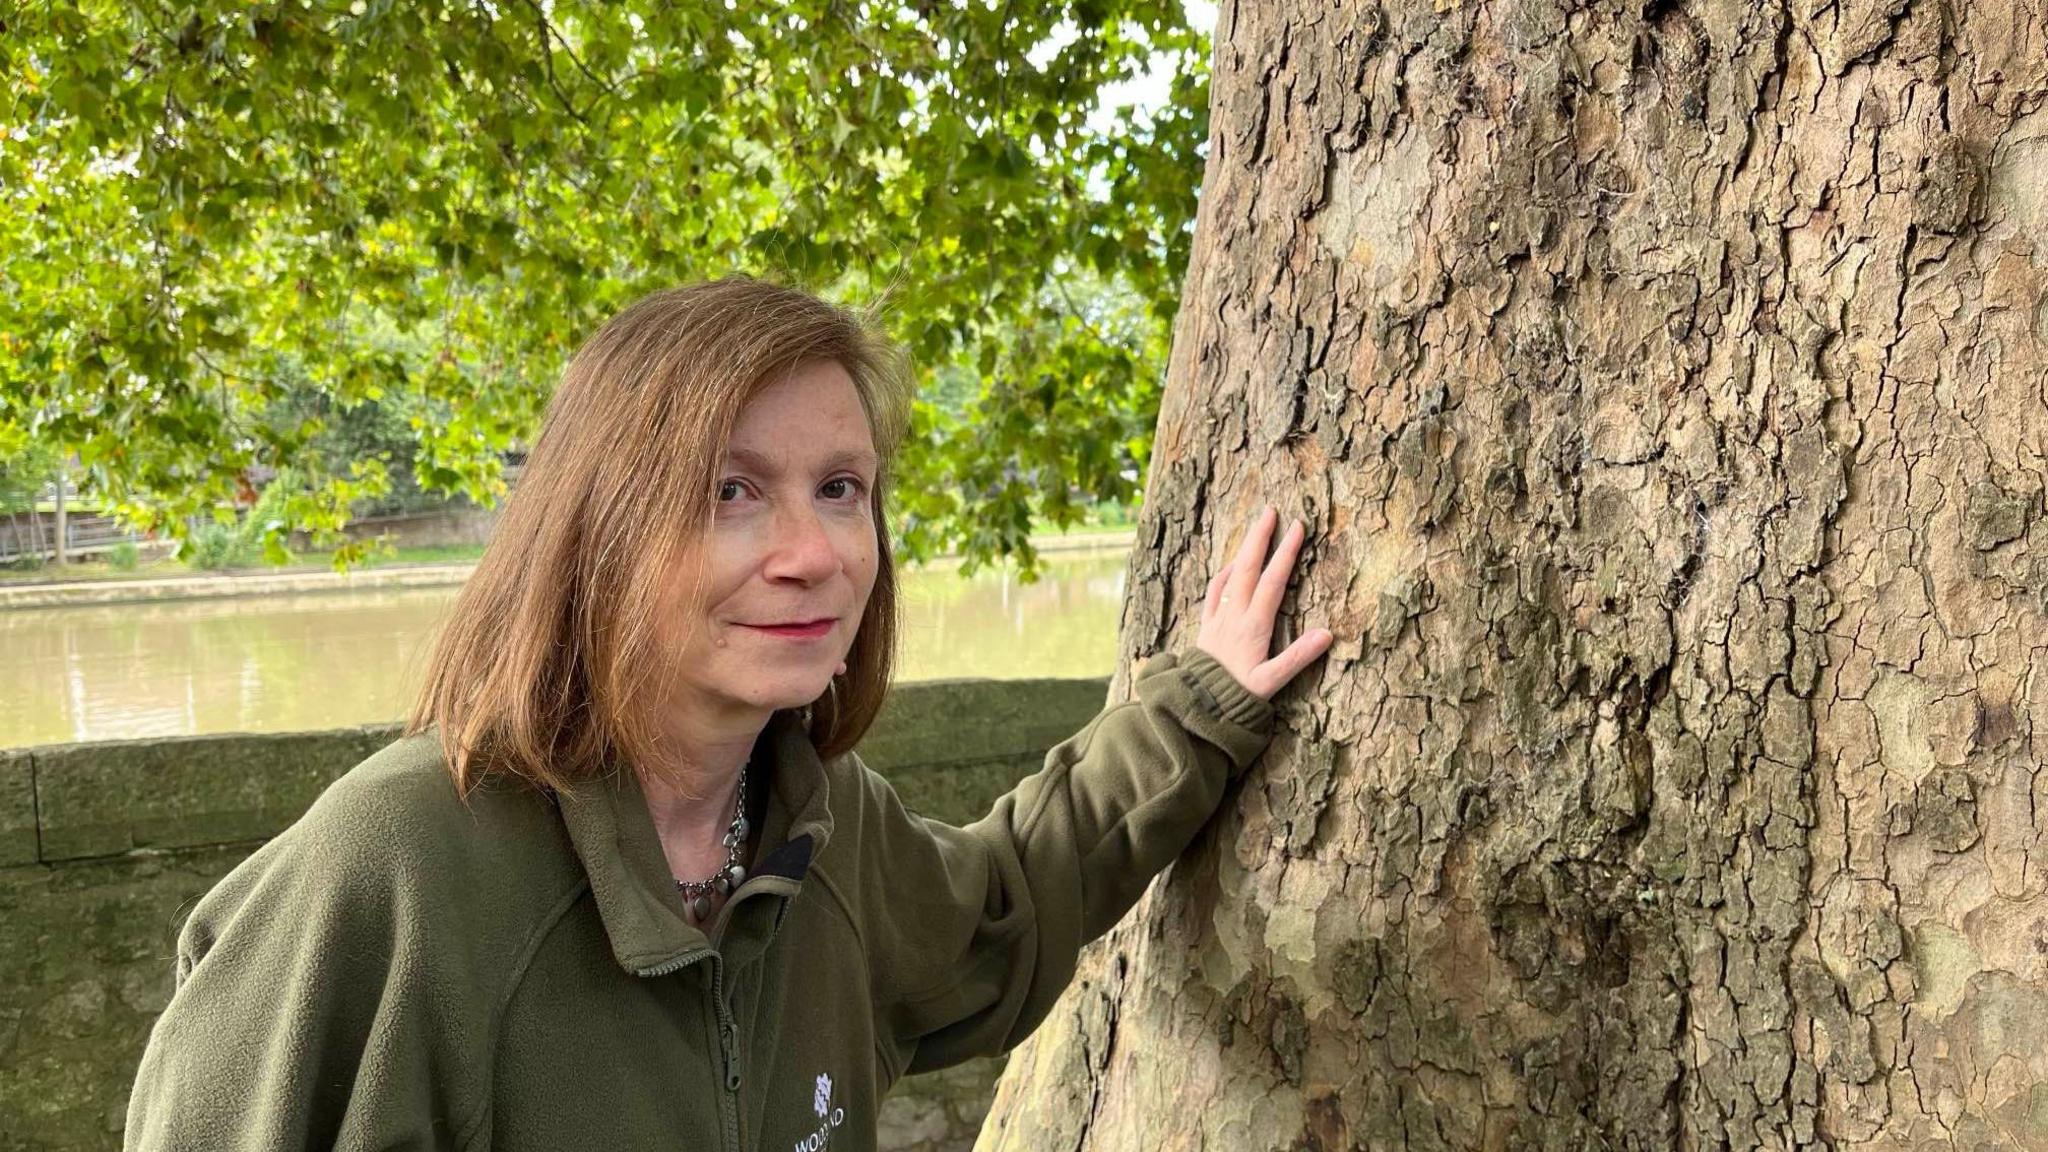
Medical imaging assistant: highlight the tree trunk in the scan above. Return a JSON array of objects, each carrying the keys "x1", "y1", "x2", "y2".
[{"x1": 979, "y1": 1, "x2": 2048, "y2": 1149}]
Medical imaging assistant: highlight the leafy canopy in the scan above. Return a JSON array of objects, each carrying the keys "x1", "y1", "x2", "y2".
[{"x1": 0, "y1": 0, "x2": 1207, "y2": 570}]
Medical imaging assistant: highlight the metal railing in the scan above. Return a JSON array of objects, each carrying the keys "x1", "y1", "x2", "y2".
[{"x1": 0, "y1": 510, "x2": 148, "y2": 563}]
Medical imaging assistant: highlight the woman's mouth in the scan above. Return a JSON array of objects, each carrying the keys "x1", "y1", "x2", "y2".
[{"x1": 740, "y1": 619, "x2": 835, "y2": 640}]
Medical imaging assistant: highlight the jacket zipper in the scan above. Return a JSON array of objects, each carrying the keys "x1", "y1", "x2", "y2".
[
  {"x1": 709, "y1": 954, "x2": 744, "y2": 1152},
  {"x1": 635, "y1": 880, "x2": 801, "y2": 1152},
  {"x1": 634, "y1": 947, "x2": 711, "y2": 979},
  {"x1": 633, "y1": 947, "x2": 742, "y2": 1152}
]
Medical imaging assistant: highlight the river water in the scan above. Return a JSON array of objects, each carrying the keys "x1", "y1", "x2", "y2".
[{"x1": 1, "y1": 551, "x2": 1129, "y2": 748}]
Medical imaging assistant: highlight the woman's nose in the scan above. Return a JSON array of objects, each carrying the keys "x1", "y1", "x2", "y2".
[{"x1": 766, "y1": 505, "x2": 840, "y2": 582}]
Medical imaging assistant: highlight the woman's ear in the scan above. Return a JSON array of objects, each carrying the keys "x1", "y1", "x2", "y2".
[{"x1": 835, "y1": 660, "x2": 849, "y2": 676}]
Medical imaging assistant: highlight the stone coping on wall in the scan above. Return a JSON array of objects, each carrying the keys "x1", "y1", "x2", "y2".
[{"x1": 0, "y1": 676, "x2": 1113, "y2": 867}]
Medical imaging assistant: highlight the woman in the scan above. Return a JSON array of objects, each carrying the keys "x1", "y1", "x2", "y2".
[{"x1": 125, "y1": 277, "x2": 1334, "y2": 1150}]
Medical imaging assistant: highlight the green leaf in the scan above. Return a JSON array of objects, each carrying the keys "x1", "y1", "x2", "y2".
[{"x1": 1, "y1": 0, "x2": 1211, "y2": 575}]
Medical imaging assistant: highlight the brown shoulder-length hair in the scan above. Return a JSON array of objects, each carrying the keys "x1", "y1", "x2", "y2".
[{"x1": 408, "y1": 277, "x2": 913, "y2": 795}]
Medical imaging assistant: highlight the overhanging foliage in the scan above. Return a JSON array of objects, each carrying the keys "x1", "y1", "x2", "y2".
[{"x1": 0, "y1": 0, "x2": 1208, "y2": 570}]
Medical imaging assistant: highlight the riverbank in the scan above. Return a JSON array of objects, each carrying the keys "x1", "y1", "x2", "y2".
[{"x1": 0, "y1": 530, "x2": 1135, "y2": 611}]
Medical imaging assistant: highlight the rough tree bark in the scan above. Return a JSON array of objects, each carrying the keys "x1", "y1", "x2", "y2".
[{"x1": 979, "y1": 0, "x2": 2048, "y2": 1148}]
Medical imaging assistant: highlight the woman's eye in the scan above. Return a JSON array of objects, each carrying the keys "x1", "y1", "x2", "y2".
[
  {"x1": 717, "y1": 480, "x2": 748, "y2": 502},
  {"x1": 822, "y1": 477, "x2": 866, "y2": 500}
]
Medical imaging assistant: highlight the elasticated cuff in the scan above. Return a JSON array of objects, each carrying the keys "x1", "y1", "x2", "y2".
[{"x1": 1175, "y1": 647, "x2": 1276, "y2": 734}]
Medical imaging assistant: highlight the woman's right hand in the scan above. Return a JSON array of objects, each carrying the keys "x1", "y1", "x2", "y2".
[{"x1": 1195, "y1": 505, "x2": 1334, "y2": 700}]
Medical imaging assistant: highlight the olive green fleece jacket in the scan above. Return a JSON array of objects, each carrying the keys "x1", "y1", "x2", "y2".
[{"x1": 123, "y1": 648, "x2": 1275, "y2": 1152}]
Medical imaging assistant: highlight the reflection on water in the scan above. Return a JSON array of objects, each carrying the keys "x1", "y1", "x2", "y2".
[{"x1": 0, "y1": 552, "x2": 1129, "y2": 747}]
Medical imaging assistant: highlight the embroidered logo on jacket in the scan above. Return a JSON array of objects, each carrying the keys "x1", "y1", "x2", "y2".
[{"x1": 794, "y1": 1071, "x2": 845, "y2": 1151}]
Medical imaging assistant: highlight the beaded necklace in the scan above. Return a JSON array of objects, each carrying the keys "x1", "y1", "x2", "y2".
[{"x1": 675, "y1": 759, "x2": 749, "y2": 923}]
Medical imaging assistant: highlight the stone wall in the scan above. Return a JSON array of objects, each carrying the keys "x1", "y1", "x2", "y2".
[{"x1": 0, "y1": 677, "x2": 1110, "y2": 1151}]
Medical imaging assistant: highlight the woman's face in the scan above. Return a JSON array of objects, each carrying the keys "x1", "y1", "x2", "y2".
[{"x1": 657, "y1": 359, "x2": 882, "y2": 726}]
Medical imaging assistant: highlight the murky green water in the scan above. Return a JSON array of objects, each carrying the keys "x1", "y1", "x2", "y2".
[{"x1": 1, "y1": 551, "x2": 1128, "y2": 748}]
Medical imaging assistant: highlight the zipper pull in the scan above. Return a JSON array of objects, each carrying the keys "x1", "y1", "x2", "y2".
[{"x1": 720, "y1": 1021, "x2": 742, "y2": 1091}]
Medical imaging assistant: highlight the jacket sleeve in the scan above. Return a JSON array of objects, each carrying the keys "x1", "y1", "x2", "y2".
[
  {"x1": 860, "y1": 647, "x2": 1274, "y2": 1078},
  {"x1": 124, "y1": 819, "x2": 474, "y2": 1151}
]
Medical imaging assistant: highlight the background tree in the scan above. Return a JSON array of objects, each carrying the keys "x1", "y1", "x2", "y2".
[
  {"x1": 0, "y1": 423, "x2": 63, "y2": 561},
  {"x1": 982, "y1": 1, "x2": 2048, "y2": 1148},
  {"x1": 0, "y1": 0, "x2": 1207, "y2": 569}
]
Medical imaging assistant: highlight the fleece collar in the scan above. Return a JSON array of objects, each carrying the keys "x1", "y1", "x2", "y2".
[{"x1": 556, "y1": 708, "x2": 835, "y2": 975}]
